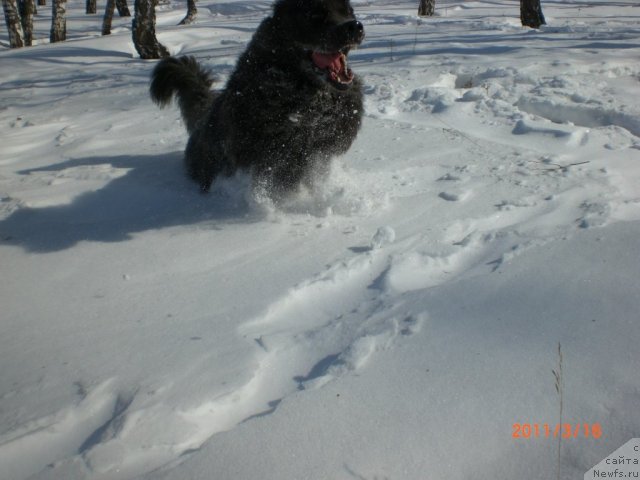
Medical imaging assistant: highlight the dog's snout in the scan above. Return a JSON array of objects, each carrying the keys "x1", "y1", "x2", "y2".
[{"x1": 344, "y1": 20, "x2": 365, "y2": 44}]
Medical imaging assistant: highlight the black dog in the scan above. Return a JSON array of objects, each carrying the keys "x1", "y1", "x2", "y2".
[{"x1": 150, "y1": 0, "x2": 365, "y2": 199}]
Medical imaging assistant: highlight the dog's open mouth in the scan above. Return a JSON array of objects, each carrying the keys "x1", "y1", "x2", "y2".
[{"x1": 311, "y1": 51, "x2": 354, "y2": 87}]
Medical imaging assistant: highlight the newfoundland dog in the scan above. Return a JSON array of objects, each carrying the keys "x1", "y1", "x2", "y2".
[{"x1": 150, "y1": 0, "x2": 365, "y2": 199}]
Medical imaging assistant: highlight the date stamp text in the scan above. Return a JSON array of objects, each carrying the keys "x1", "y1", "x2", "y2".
[{"x1": 512, "y1": 423, "x2": 603, "y2": 439}]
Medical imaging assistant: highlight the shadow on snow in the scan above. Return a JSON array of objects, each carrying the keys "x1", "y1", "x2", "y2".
[{"x1": 0, "y1": 153, "x2": 259, "y2": 253}]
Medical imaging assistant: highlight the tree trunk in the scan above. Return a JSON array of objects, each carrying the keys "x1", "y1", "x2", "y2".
[
  {"x1": 50, "y1": 0, "x2": 66, "y2": 42},
  {"x1": 37, "y1": 0, "x2": 44, "y2": 4},
  {"x1": 520, "y1": 0, "x2": 545, "y2": 28},
  {"x1": 2, "y1": 0, "x2": 26, "y2": 47},
  {"x1": 132, "y1": 0, "x2": 168, "y2": 59},
  {"x1": 116, "y1": 0, "x2": 130, "y2": 16},
  {"x1": 178, "y1": 0, "x2": 196, "y2": 25},
  {"x1": 418, "y1": 0, "x2": 434, "y2": 17},
  {"x1": 18, "y1": 0, "x2": 34, "y2": 45},
  {"x1": 102, "y1": 0, "x2": 115, "y2": 34}
]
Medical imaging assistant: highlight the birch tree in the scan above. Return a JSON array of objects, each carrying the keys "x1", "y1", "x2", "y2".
[
  {"x1": 521, "y1": 0, "x2": 545, "y2": 28},
  {"x1": 50, "y1": 0, "x2": 66, "y2": 42},
  {"x1": 178, "y1": 0, "x2": 196, "y2": 25},
  {"x1": 103, "y1": 0, "x2": 130, "y2": 35},
  {"x1": 2, "y1": 0, "x2": 26, "y2": 47},
  {"x1": 131, "y1": 0, "x2": 168, "y2": 59},
  {"x1": 115, "y1": 0, "x2": 130, "y2": 16},
  {"x1": 102, "y1": 0, "x2": 115, "y2": 34},
  {"x1": 18, "y1": 0, "x2": 34, "y2": 45},
  {"x1": 418, "y1": 0, "x2": 434, "y2": 17}
]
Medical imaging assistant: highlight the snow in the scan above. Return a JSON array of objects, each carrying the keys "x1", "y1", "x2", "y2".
[{"x1": 1, "y1": 0, "x2": 639, "y2": 479}]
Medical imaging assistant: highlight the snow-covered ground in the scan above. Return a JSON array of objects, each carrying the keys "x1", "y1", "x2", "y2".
[{"x1": 1, "y1": 0, "x2": 639, "y2": 478}]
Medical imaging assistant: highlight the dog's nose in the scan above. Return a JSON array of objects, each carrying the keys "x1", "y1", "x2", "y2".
[{"x1": 347, "y1": 20, "x2": 365, "y2": 43}]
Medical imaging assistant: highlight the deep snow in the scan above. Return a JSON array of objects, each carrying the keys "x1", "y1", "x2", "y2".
[{"x1": 1, "y1": 0, "x2": 639, "y2": 479}]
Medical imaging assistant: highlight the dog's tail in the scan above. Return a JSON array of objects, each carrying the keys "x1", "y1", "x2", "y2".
[{"x1": 150, "y1": 56, "x2": 215, "y2": 134}]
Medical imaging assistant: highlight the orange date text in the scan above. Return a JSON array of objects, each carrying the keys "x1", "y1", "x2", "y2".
[{"x1": 512, "y1": 423, "x2": 602, "y2": 439}]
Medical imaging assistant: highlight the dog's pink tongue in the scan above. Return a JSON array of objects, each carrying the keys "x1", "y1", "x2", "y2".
[{"x1": 311, "y1": 52, "x2": 342, "y2": 70}]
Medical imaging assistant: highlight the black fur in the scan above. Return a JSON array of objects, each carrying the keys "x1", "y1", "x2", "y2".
[{"x1": 150, "y1": 0, "x2": 364, "y2": 198}]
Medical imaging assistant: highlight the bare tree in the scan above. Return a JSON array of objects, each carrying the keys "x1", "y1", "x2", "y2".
[
  {"x1": 86, "y1": 0, "x2": 95, "y2": 13},
  {"x1": 178, "y1": 0, "x2": 196, "y2": 25},
  {"x1": 132, "y1": 0, "x2": 168, "y2": 59},
  {"x1": 115, "y1": 0, "x2": 130, "y2": 16},
  {"x1": 2, "y1": 0, "x2": 26, "y2": 47},
  {"x1": 418, "y1": 0, "x2": 434, "y2": 17},
  {"x1": 18, "y1": 0, "x2": 34, "y2": 45},
  {"x1": 521, "y1": 0, "x2": 545, "y2": 28},
  {"x1": 50, "y1": 0, "x2": 66, "y2": 42},
  {"x1": 37, "y1": 0, "x2": 44, "y2": 4},
  {"x1": 103, "y1": 0, "x2": 131, "y2": 35},
  {"x1": 102, "y1": 0, "x2": 115, "y2": 34}
]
